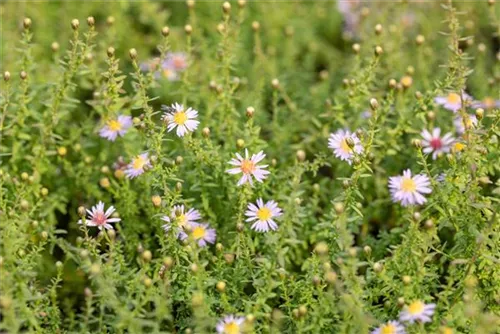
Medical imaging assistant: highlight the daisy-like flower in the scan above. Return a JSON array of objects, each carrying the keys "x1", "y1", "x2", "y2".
[
  {"x1": 162, "y1": 52, "x2": 188, "y2": 81},
  {"x1": 421, "y1": 128, "x2": 455, "y2": 160},
  {"x1": 434, "y1": 92, "x2": 472, "y2": 112},
  {"x1": 453, "y1": 114, "x2": 477, "y2": 134},
  {"x1": 216, "y1": 315, "x2": 245, "y2": 334},
  {"x1": 161, "y1": 205, "x2": 201, "y2": 239},
  {"x1": 328, "y1": 129, "x2": 363, "y2": 164},
  {"x1": 399, "y1": 300, "x2": 436, "y2": 324},
  {"x1": 99, "y1": 115, "x2": 133, "y2": 141},
  {"x1": 371, "y1": 320, "x2": 406, "y2": 334},
  {"x1": 226, "y1": 149, "x2": 270, "y2": 186},
  {"x1": 337, "y1": 0, "x2": 362, "y2": 36},
  {"x1": 124, "y1": 153, "x2": 152, "y2": 179},
  {"x1": 472, "y1": 96, "x2": 500, "y2": 110},
  {"x1": 245, "y1": 198, "x2": 282, "y2": 232},
  {"x1": 180, "y1": 222, "x2": 216, "y2": 247},
  {"x1": 388, "y1": 169, "x2": 432, "y2": 206},
  {"x1": 161, "y1": 103, "x2": 199, "y2": 137},
  {"x1": 78, "y1": 201, "x2": 121, "y2": 230}
]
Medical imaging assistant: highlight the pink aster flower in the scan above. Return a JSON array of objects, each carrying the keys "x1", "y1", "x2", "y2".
[
  {"x1": 399, "y1": 300, "x2": 436, "y2": 324},
  {"x1": 421, "y1": 128, "x2": 455, "y2": 160},
  {"x1": 99, "y1": 115, "x2": 133, "y2": 141},
  {"x1": 216, "y1": 315, "x2": 245, "y2": 334},
  {"x1": 328, "y1": 129, "x2": 363, "y2": 164},
  {"x1": 162, "y1": 103, "x2": 199, "y2": 137},
  {"x1": 180, "y1": 222, "x2": 216, "y2": 247},
  {"x1": 78, "y1": 201, "x2": 121, "y2": 230},
  {"x1": 226, "y1": 149, "x2": 270, "y2": 186},
  {"x1": 162, "y1": 52, "x2": 188, "y2": 81},
  {"x1": 453, "y1": 114, "x2": 477, "y2": 134},
  {"x1": 472, "y1": 96, "x2": 500, "y2": 110},
  {"x1": 245, "y1": 198, "x2": 282, "y2": 232},
  {"x1": 124, "y1": 153, "x2": 152, "y2": 179},
  {"x1": 388, "y1": 169, "x2": 432, "y2": 206},
  {"x1": 371, "y1": 320, "x2": 406, "y2": 334},
  {"x1": 434, "y1": 92, "x2": 472, "y2": 112},
  {"x1": 161, "y1": 205, "x2": 201, "y2": 240}
]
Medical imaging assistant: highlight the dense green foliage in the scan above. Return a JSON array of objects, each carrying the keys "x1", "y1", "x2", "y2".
[{"x1": 1, "y1": 1, "x2": 499, "y2": 333}]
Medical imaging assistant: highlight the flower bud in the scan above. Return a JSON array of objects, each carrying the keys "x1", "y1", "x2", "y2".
[
  {"x1": 401, "y1": 76, "x2": 413, "y2": 88},
  {"x1": 20, "y1": 71, "x2": 27, "y2": 80},
  {"x1": 106, "y1": 16, "x2": 115, "y2": 26},
  {"x1": 416, "y1": 34, "x2": 425, "y2": 45},
  {"x1": 334, "y1": 202, "x2": 344, "y2": 214},
  {"x1": 129, "y1": 48, "x2": 137, "y2": 60},
  {"x1": 298, "y1": 305, "x2": 307, "y2": 316},
  {"x1": 90, "y1": 263, "x2": 100, "y2": 275},
  {"x1": 412, "y1": 139, "x2": 422, "y2": 148},
  {"x1": 373, "y1": 262, "x2": 383, "y2": 273},
  {"x1": 184, "y1": 24, "x2": 193, "y2": 35},
  {"x1": 202, "y1": 127, "x2": 210, "y2": 137},
  {"x1": 402, "y1": 275, "x2": 411, "y2": 285},
  {"x1": 271, "y1": 78, "x2": 280, "y2": 89},
  {"x1": 363, "y1": 245, "x2": 372, "y2": 255},
  {"x1": 224, "y1": 253, "x2": 235, "y2": 264},
  {"x1": 107, "y1": 47, "x2": 115, "y2": 58},
  {"x1": 40, "y1": 188, "x2": 49, "y2": 196},
  {"x1": 375, "y1": 46, "x2": 383, "y2": 56},
  {"x1": 314, "y1": 242, "x2": 329, "y2": 256},
  {"x1": 296, "y1": 150, "x2": 306, "y2": 162},
  {"x1": 161, "y1": 26, "x2": 170, "y2": 37},
  {"x1": 370, "y1": 98, "x2": 379, "y2": 111},
  {"x1": 151, "y1": 195, "x2": 162, "y2": 207},
  {"x1": 236, "y1": 139, "x2": 245, "y2": 148},
  {"x1": 187, "y1": 0, "x2": 195, "y2": 8},
  {"x1": 23, "y1": 18, "x2": 32, "y2": 29},
  {"x1": 397, "y1": 297, "x2": 405, "y2": 306},
  {"x1": 222, "y1": 1, "x2": 231, "y2": 14},
  {"x1": 238, "y1": 0, "x2": 246, "y2": 8},
  {"x1": 99, "y1": 177, "x2": 110, "y2": 188},
  {"x1": 142, "y1": 250, "x2": 152, "y2": 262},
  {"x1": 424, "y1": 219, "x2": 434, "y2": 229},
  {"x1": 87, "y1": 16, "x2": 95, "y2": 27},
  {"x1": 163, "y1": 256, "x2": 174, "y2": 269},
  {"x1": 374, "y1": 24, "x2": 383, "y2": 35},
  {"x1": 246, "y1": 106, "x2": 255, "y2": 118},
  {"x1": 216, "y1": 281, "x2": 226, "y2": 292},
  {"x1": 475, "y1": 108, "x2": 484, "y2": 120},
  {"x1": 252, "y1": 21, "x2": 260, "y2": 31},
  {"x1": 57, "y1": 146, "x2": 67, "y2": 156},
  {"x1": 389, "y1": 79, "x2": 397, "y2": 88},
  {"x1": 3, "y1": 71, "x2": 11, "y2": 81},
  {"x1": 143, "y1": 277, "x2": 152, "y2": 287},
  {"x1": 325, "y1": 270, "x2": 337, "y2": 284},
  {"x1": 71, "y1": 19, "x2": 80, "y2": 30},
  {"x1": 352, "y1": 43, "x2": 360, "y2": 54}
]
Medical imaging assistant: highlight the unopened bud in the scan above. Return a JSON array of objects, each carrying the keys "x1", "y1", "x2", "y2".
[
  {"x1": 370, "y1": 98, "x2": 379, "y2": 110},
  {"x1": 352, "y1": 43, "x2": 361, "y2": 53},
  {"x1": 87, "y1": 16, "x2": 95, "y2": 27},
  {"x1": 222, "y1": 1, "x2": 231, "y2": 14},
  {"x1": 202, "y1": 127, "x2": 210, "y2": 137},
  {"x1": 216, "y1": 281, "x2": 226, "y2": 292},
  {"x1": 475, "y1": 108, "x2": 484, "y2": 120},
  {"x1": 252, "y1": 21, "x2": 260, "y2": 31},
  {"x1": 296, "y1": 150, "x2": 306, "y2": 162},
  {"x1": 314, "y1": 242, "x2": 329, "y2": 255},
  {"x1": 107, "y1": 47, "x2": 115, "y2": 58},
  {"x1": 71, "y1": 19, "x2": 80, "y2": 30},
  {"x1": 246, "y1": 106, "x2": 255, "y2": 118},
  {"x1": 271, "y1": 78, "x2": 280, "y2": 89},
  {"x1": 20, "y1": 71, "x2": 27, "y2": 80},
  {"x1": 129, "y1": 48, "x2": 137, "y2": 60},
  {"x1": 3, "y1": 71, "x2": 11, "y2": 81},
  {"x1": 151, "y1": 195, "x2": 162, "y2": 207},
  {"x1": 184, "y1": 24, "x2": 193, "y2": 35},
  {"x1": 416, "y1": 35, "x2": 425, "y2": 45},
  {"x1": 374, "y1": 24, "x2": 383, "y2": 35},
  {"x1": 375, "y1": 46, "x2": 383, "y2": 56},
  {"x1": 161, "y1": 26, "x2": 170, "y2": 37},
  {"x1": 23, "y1": 18, "x2": 32, "y2": 29},
  {"x1": 142, "y1": 250, "x2": 152, "y2": 262}
]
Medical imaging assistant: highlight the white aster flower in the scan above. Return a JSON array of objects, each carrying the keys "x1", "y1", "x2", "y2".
[
  {"x1": 216, "y1": 315, "x2": 245, "y2": 334},
  {"x1": 421, "y1": 128, "x2": 455, "y2": 160},
  {"x1": 162, "y1": 103, "x2": 199, "y2": 137},
  {"x1": 99, "y1": 115, "x2": 133, "y2": 141},
  {"x1": 226, "y1": 149, "x2": 270, "y2": 186},
  {"x1": 180, "y1": 222, "x2": 216, "y2": 247},
  {"x1": 245, "y1": 198, "x2": 282, "y2": 232},
  {"x1": 124, "y1": 153, "x2": 152, "y2": 179},
  {"x1": 453, "y1": 114, "x2": 477, "y2": 134},
  {"x1": 78, "y1": 201, "x2": 121, "y2": 230},
  {"x1": 371, "y1": 320, "x2": 406, "y2": 334},
  {"x1": 399, "y1": 300, "x2": 436, "y2": 324},
  {"x1": 161, "y1": 205, "x2": 201, "y2": 240},
  {"x1": 434, "y1": 92, "x2": 472, "y2": 112},
  {"x1": 388, "y1": 169, "x2": 432, "y2": 206},
  {"x1": 328, "y1": 129, "x2": 363, "y2": 164}
]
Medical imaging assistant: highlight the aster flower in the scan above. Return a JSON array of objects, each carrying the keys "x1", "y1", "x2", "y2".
[
  {"x1": 421, "y1": 128, "x2": 455, "y2": 160},
  {"x1": 472, "y1": 96, "x2": 500, "y2": 110},
  {"x1": 226, "y1": 149, "x2": 270, "y2": 186},
  {"x1": 78, "y1": 201, "x2": 121, "y2": 230},
  {"x1": 216, "y1": 315, "x2": 245, "y2": 334},
  {"x1": 161, "y1": 205, "x2": 201, "y2": 240},
  {"x1": 245, "y1": 198, "x2": 282, "y2": 232},
  {"x1": 388, "y1": 169, "x2": 432, "y2": 206},
  {"x1": 434, "y1": 92, "x2": 472, "y2": 112},
  {"x1": 162, "y1": 52, "x2": 188, "y2": 81},
  {"x1": 453, "y1": 114, "x2": 477, "y2": 134},
  {"x1": 124, "y1": 153, "x2": 152, "y2": 179},
  {"x1": 399, "y1": 300, "x2": 436, "y2": 324},
  {"x1": 371, "y1": 320, "x2": 406, "y2": 334},
  {"x1": 328, "y1": 129, "x2": 363, "y2": 164},
  {"x1": 337, "y1": 0, "x2": 362, "y2": 36},
  {"x1": 161, "y1": 103, "x2": 199, "y2": 137},
  {"x1": 99, "y1": 115, "x2": 133, "y2": 141},
  {"x1": 180, "y1": 222, "x2": 216, "y2": 247}
]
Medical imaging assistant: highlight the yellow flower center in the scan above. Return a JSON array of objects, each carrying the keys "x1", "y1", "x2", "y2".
[
  {"x1": 163, "y1": 69, "x2": 173, "y2": 77},
  {"x1": 173, "y1": 111, "x2": 188, "y2": 125},
  {"x1": 240, "y1": 160, "x2": 256, "y2": 174},
  {"x1": 132, "y1": 156, "x2": 147, "y2": 170},
  {"x1": 380, "y1": 324, "x2": 396, "y2": 334},
  {"x1": 340, "y1": 139, "x2": 352, "y2": 153},
  {"x1": 192, "y1": 225, "x2": 206, "y2": 239},
  {"x1": 453, "y1": 142, "x2": 465, "y2": 152},
  {"x1": 483, "y1": 97, "x2": 494, "y2": 109},
  {"x1": 441, "y1": 327, "x2": 453, "y2": 334},
  {"x1": 407, "y1": 301, "x2": 425, "y2": 315},
  {"x1": 256, "y1": 207, "x2": 272, "y2": 221},
  {"x1": 176, "y1": 214, "x2": 187, "y2": 227},
  {"x1": 108, "y1": 119, "x2": 122, "y2": 131},
  {"x1": 401, "y1": 177, "x2": 417, "y2": 192},
  {"x1": 223, "y1": 322, "x2": 240, "y2": 334},
  {"x1": 447, "y1": 93, "x2": 461, "y2": 104}
]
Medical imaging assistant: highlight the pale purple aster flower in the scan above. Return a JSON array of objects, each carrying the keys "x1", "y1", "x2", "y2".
[
  {"x1": 161, "y1": 103, "x2": 199, "y2": 137},
  {"x1": 388, "y1": 169, "x2": 432, "y2": 206},
  {"x1": 472, "y1": 96, "x2": 500, "y2": 110},
  {"x1": 371, "y1": 320, "x2": 406, "y2": 334},
  {"x1": 245, "y1": 198, "x2": 282, "y2": 232},
  {"x1": 434, "y1": 92, "x2": 472, "y2": 112},
  {"x1": 328, "y1": 129, "x2": 363, "y2": 164},
  {"x1": 216, "y1": 315, "x2": 245, "y2": 334},
  {"x1": 78, "y1": 201, "x2": 121, "y2": 230},
  {"x1": 162, "y1": 52, "x2": 188, "y2": 81},
  {"x1": 99, "y1": 115, "x2": 133, "y2": 141},
  {"x1": 453, "y1": 114, "x2": 477, "y2": 134},
  {"x1": 421, "y1": 128, "x2": 455, "y2": 160},
  {"x1": 399, "y1": 301, "x2": 436, "y2": 324},
  {"x1": 179, "y1": 222, "x2": 216, "y2": 247},
  {"x1": 226, "y1": 149, "x2": 270, "y2": 186},
  {"x1": 124, "y1": 153, "x2": 151, "y2": 179},
  {"x1": 337, "y1": 0, "x2": 362, "y2": 36},
  {"x1": 161, "y1": 205, "x2": 201, "y2": 240}
]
